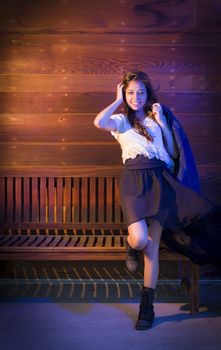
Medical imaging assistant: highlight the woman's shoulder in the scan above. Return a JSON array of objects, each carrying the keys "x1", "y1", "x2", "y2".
[
  {"x1": 110, "y1": 113, "x2": 127, "y2": 121},
  {"x1": 110, "y1": 113, "x2": 128, "y2": 134}
]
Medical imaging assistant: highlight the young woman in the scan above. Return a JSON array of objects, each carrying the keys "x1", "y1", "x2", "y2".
[{"x1": 94, "y1": 71, "x2": 220, "y2": 330}]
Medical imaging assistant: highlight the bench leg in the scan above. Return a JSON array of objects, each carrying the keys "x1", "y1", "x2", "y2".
[
  {"x1": 190, "y1": 262, "x2": 199, "y2": 314},
  {"x1": 180, "y1": 260, "x2": 191, "y2": 294}
]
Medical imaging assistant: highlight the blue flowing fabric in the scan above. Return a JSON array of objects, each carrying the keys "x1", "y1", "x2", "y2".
[{"x1": 159, "y1": 105, "x2": 221, "y2": 268}]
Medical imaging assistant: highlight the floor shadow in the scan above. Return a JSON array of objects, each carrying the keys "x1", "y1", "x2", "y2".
[{"x1": 113, "y1": 302, "x2": 221, "y2": 329}]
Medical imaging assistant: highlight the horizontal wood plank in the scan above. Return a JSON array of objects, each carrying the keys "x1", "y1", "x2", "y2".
[
  {"x1": 0, "y1": 73, "x2": 220, "y2": 91},
  {"x1": 0, "y1": 143, "x2": 221, "y2": 167},
  {"x1": 0, "y1": 45, "x2": 221, "y2": 74},
  {"x1": 0, "y1": 0, "x2": 195, "y2": 32},
  {"x1": 0, "y1": 165, "x2": 220, "y2": 179},
  {"x1": 0, "y1": 223, "x2": 127, "y2": 230},
  {"x1": 1, "y1": 32, "x2": 221, "y2": 47},
  {"x1": 0, "y1": 113, "x2": 221, "y2": 143},
  {"x1": 0, "y1": 249, "x2": 189, "y2": 261},
  {"x1": 0, "y1": 92, "x2": 221, "y2": 113},
  {"x1": 0, "y1": 234, "x2": 189, "y2": 261},
  {"x1": 0, "y1": 166, "x2": 124, "y2": 177}
]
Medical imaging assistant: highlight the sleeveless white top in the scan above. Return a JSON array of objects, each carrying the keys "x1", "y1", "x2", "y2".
[{"x1": 110, "y1": 113, "x2": 173, "y2": 169}]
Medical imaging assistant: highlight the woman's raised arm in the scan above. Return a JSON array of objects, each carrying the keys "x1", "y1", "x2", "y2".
[{"x1": 94, "y1": 83, "x2": 124, "y2": 131}]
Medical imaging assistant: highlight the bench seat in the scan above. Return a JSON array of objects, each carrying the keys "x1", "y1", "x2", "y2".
[{"x1": 0, "y1": 233, "x2": 189, "y2": 261}]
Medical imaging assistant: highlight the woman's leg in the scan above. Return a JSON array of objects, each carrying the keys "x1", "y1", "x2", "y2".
[
  {"x1": 127, "y1": 218, "x2": 149, "y2": 250},
  {"x1": 125, "y1": 218, "x2": 149, "y2": 273},
  {"x1": 143, "y1": 218, "x2": 163, "y2": 289},
  {"x1": 135, "y1": 218, "x2": 163, "y2": 330}
]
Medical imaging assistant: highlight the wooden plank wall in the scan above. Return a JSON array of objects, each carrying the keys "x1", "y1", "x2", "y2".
[{"x1": 0, "y1": 0, "x2": 220, "y2": 199}]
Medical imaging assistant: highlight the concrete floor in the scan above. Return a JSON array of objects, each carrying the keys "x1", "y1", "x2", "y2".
[
  {"x1": 1, "y1": 301, "x2": 221, "y2": 350},
  {"x1": 1, "y1": 261, "x2": 221, "y2": 350}
]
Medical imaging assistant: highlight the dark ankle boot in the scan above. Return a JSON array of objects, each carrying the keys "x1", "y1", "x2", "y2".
[
  {"x1": 135, "y1": 286, "x2": 155, "y2": 330},
  {"x1": 125, "y1": 239, "x2": 139, "y2": 273}
]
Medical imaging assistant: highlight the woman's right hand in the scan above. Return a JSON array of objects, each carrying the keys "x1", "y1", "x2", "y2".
[{"x1": 116, "y1": 83, "x2": 124, "y2": 103}]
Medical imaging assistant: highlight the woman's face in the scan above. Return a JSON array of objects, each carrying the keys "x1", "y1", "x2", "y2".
[{"x1": 125, "y1": 80, "x2": 148, "y2": 112}]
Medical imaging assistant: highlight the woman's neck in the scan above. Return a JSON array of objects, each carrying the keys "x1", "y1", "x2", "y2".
[{"x1": 135, "y1": 110, "x2": 146, "y2": 121}]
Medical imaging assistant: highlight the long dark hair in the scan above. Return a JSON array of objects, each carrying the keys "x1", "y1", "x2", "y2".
[{"x1": 122, "y1": 71, "x2": 158, "y2": 142}]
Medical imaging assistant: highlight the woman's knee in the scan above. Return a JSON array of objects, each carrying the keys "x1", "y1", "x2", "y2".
[
  {"x1": 130, "y1": 236, "x2": 148, "y2": 250},
  {"x1": 128, "y1": 219, "x2": 148, "y2": 250}
]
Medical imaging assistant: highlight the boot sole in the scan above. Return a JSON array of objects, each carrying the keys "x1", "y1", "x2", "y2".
[{"x1": 135, "y1": 320, "x2": 154, "y2": 330}]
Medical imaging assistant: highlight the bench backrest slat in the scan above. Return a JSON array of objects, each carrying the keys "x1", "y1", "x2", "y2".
[
  {"x1": 32, "y1": 177, "x2": 39, "y2": 222},
  {"x1": 15, "y1": 177, "x2": 22, "y2": 222},
  {"x1": 23, "y1": 177, "x2": 30, "y2": 222},
  {"x1": 0, "y1": 177, "x2": 5, "y2": 222},
  {"x1": 98, "y1": 177, "x2": 105, "y2": 222},
  {"x1": 115, "y1": 176, "x2": 122, "y2": 223},
  {"x1": 106, "y1": 177, "x2": 113, "y2": 222},
  {"x1": 89, "y1": 177, "x2": 96, "y2": 223},
  {"x1": 81, "y1": 177, "x2": 88, "y2": 222},
  {"x1": 56, "y1": 177, "x2": 63, "y2": 223},
  {"x1": 7, "y1": 177, "x2": 13, "y2": 222},
  {"x1": 64, "y1": 177, "x2": 71, "y2": 223},
  {"x1": 73, "y1": 177, "x2": 80, "y2": 223},
  {"x1": 40, "y1": 177, "x2": 47, "y2": 223}
]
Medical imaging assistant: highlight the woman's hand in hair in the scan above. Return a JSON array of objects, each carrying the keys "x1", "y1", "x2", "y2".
[{"x1": 116, "y1": 83, "x2": 124, "y2": 103}]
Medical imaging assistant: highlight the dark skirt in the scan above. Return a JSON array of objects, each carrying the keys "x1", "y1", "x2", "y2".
[
  {"x1": 120, "y1": 154, "x2": 213, "y2": 228},
  {"x1": 120, "y1": 155, "x2": 221, "y2": 268}
]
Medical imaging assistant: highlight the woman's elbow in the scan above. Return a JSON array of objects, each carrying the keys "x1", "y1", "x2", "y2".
[{"x1": 94, "y1": 118, "x2": 102, "y2": 129}]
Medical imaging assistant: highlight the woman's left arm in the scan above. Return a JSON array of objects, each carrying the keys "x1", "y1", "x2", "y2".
[
  {"x1": 161, "y1": 123, "x2": 179, "y2": 159},
  {"x1": 152, "y1": 103, "x2": 179, "y2": 159}
]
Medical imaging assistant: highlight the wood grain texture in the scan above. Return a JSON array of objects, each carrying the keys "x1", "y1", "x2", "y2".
[
  {"x1": 0, "y1": 73, "x2": 220, "y2": 90},
  {"x1": 1, "y1": 32, "x2": 221, "y2": 47},
  {"x1": 0, "y1": 92, "x2": 220, "y2": 113},
  {"x1": 196, "y1": 0, "x2": 221, "y2": 28},
  {"x1": 0, "y1": 0, "x2": 196, "y2": 32},
  {"x1": 0, "y1": 143, "x2": 220, "y2": 167},
  {"x1": 0, "y1": 46, "x2": 221, "y2": 74},
  {"x1": 0, "y1": 113, "x2": 220, "y2": 143},
  {"x1": 0, "y1": 165, "x2": 220, "y2": 177},
  {"x1": 0, "y1": 0, "x2": 220, "y2": 182}
]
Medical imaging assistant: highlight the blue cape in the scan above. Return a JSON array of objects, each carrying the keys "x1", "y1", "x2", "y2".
[
  {"x1": 162, "y1": 105, "x2": 201, "y2": 194},
  {"x1": 161, "y1": 105, "x2": 221, "y2": 268}
]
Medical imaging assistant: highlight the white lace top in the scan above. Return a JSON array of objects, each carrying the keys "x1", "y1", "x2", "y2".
[{"x1": 110, "y1": 113, "x2": 174, "y2": 169}]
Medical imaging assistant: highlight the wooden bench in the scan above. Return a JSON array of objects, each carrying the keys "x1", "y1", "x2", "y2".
[{"x1": 0, "y1": 175, "x2": 199, "y2": 313}]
